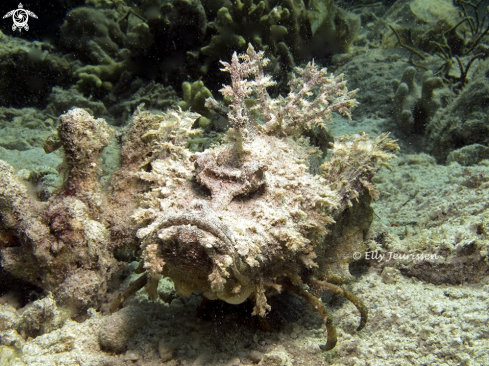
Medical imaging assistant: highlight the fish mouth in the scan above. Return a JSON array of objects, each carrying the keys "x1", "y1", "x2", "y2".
[
  {"x1": 139, "y1": 201, "x2": 251, "y2": 300},
  {"x1": 140, "y1": 201, "x2": 239, "y2": 258}
]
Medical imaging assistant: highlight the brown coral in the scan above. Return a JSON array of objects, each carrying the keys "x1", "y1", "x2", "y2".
[{"x1": 0, "y1": 107, "x2": 200, "y2": 314}]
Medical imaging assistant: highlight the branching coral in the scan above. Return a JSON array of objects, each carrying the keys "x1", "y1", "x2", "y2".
[
  {"x1": 60, "y1": 7, "x2": 129, "y2": 94},
  {"x1": 192, "y1": 0, "x2": 360, "y2": 92}
]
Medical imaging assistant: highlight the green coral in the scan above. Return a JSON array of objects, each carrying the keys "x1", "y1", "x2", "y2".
[
  {"x1": 198, "y1": 0, "x2": 296, "y2": 74},
  {"x1": 0, "y1": 32, "x2": 74, "y2": 108},
  {"x1": 195, "y1": 0, "x2": 360, "y2": 89},
  {"x1": 178, "y1": 80, "x2": 214, "y2": 129},
  {"x1": 60, "y1": 7, "x2": 128, "y2": 94},
  {"x1": 426, "y1": 59, "x2": 489, "y2": 164},
  {"x1": 60, "y1": 7, "x2": 126, "y2": 59},
  {"x1": 178, "y1": 80, "x2": 213, "y2": 116},
  {"x1": 393, "y1": 66, "x2": 444, "y2": 135},
  {"x1": 141, "y1": 0, "x2": 207, "y2": 47},
  {"x1": 55, "y1": 1, "x2": 360, "y2": 97},
  {"x1": 72, "y1": 45, "x2": 129, "y2": 93},
  {"x1": 303, "y1": 0, "x2": 360, "y2": 57}
]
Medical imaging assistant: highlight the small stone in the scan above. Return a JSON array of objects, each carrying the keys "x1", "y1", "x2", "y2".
[
  {"x1": 419, "y1": 328, "x2": 431, "y2": 341},
  {"x1": 99, "y1": 307, "x2": 146, "y2": 353},
  {"x1": 290, "y1": 329, "x2": 300, "y2": 339},
  {"x1": 381, "y1": 267, "x2": 401, "y2": 284},
  {"x1": 190, "y1": 353, "x2": 210, "y2": 366},
  {"x1": 345, "y1": 342, "x2": 358, "y2": 353},
  {"x1": 158, "y1": 339, "x2": 175, "y2": 362},
  {"x1": 225, "y1": 357, "x2": 241, "y2": 366},
  {"x1": 124, "y1": 350, "x2": 140, "y2": 361},
  {"x1": 248, "y1": 350, "x2": 264, "y2": 364}
]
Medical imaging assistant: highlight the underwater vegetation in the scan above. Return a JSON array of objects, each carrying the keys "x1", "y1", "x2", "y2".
[
  {"x1": 1, "y1": 0, "x2": 487, "y2": 162},
  {"x1": 0, "y1": 0, "x2": 361, "y2": 108}
]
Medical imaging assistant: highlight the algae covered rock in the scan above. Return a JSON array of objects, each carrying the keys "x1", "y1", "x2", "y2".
[
  {"x1": 372, "y1": 0, "x2": 466, "y2": 54},
  {"x1": 426, "y1": 59, "x2": 489, "y2": 164},
  {"x1": 0, "y1": 109, "x2": 117, "y2": 314},
  {"x1": 98, "y1": 306, "x2": 147, "y2": 353},
  {"x1": 0, "y1": 104, "x2": 201, "y2": 314},
  {"x1": 0, "y1": 32, "x2": 74, "y2": 108}
]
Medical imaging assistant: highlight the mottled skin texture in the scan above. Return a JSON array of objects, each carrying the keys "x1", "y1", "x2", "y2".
[{"x1": 132, "y1": 45, "x2": 398, "y2": 349}]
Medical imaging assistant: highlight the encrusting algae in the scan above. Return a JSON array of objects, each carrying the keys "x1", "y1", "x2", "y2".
[{"x1": 0, "y1": 44, "x2": 398, "y2": 351}]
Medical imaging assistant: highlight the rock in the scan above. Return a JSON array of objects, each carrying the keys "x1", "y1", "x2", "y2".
[
  {"x1": 158, "y1": 339, "x2": 175, "y2": 362},
  {"x1": 381, "y1": 267, "x2": 402, "y2": 284},
  {"x1": 248, "y1": 350, "x2": 264, "y2": 364},
  {"x1": 98, "y1": 306, "x2": 146, "y2": 353}
]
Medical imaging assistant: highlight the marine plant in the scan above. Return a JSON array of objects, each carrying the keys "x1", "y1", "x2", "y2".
[{"x1": 387, "y1": 0, "x2": 488, "y2": 92}]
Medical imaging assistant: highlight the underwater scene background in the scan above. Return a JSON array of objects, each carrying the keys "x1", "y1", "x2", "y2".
[{"x1": 0, "y1": 0, "x2": 489, "y2": 365}]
